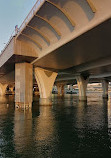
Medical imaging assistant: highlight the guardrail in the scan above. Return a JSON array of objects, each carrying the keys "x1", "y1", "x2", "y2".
[
  {"x1": 0, "y1": 0, "x2": 45, "y2": 55},
  {"x1": 0, "y1": 31, "x2": 15, "y2": 57}
]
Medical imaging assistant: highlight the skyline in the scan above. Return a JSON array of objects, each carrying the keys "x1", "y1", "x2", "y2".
[{"x1": 0, "y1": 0, "x2": 36, "y2": 53}]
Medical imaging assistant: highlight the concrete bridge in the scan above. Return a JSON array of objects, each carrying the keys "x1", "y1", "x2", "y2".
[{"x1": 0, "y1": 0, "x2": 111, "y2": 107}]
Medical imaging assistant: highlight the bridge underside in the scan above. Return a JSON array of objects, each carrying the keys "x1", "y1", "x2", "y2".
[
  {"x1": 0, "y1": 55, "x2": 36, "y2": 77},
  {"x1": 1, "y1": 0, "x2": 111, "y2": 107},
  {"x1": 1, "y1": 0, "x2": 111, "y2": 79},
  {"x1": 35, "y1": 18, "x2": 111, "y2": 76},
  {"x1": 1, "y1": 18, "x2": 111, "y2": 85}
]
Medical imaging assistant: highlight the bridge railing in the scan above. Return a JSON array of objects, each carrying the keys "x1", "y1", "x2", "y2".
[
  {"x1": 0, "y1": 31, "x2": 15, "y2": 57},
  {"x1": 0, "y1": 0, "x2": 45, "y2": 55}
]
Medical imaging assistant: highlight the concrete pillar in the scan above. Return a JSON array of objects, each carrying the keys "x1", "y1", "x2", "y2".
[
  {"x1": 69, "y1": 85, "x2": 73, "y2": 93},
  {"x1": 57, "y1": 85, "x2": 61, "y2": 95},
  {"x1": 76, "y1": 75, "x2": 89, "y2": 101},
  {"x1": 102, "y1": 80, "x2": 109, "y2": 99},
  {"x1": 0, "y1": 83, "x2": 8, "y2": 95},
  {"x1": 34, "y1": 67, "x2": 57, "y2": 105},
  {"x1": 15, "y1": 63, "x2": 33, "y2": 108},
  {"x1": 10, "y1": 87, "x2": 15, "y2": 94},
  {"x1": 61, "y1": 85, "x2": 65, "y2": 95},
  {"x1": 10, "y1": 87, "x2": 13, "y2": 92},
  {"x1": 57, "y1": 84, "x2": 65, "y2": 96}
]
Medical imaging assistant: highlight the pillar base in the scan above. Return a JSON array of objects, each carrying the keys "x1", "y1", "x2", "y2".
[
  {"x1": 79, "y1": 96, "x2": 87, "y2": 101},
  {"x1": 39, "y1": 98, "x2": 52, "y2": 105},
  {"x1": 102, "y1": 94, "x2": 108, "y2": 100},
  {"x1": 15, "y1": 102, "x2": 32, "y2": 109}
]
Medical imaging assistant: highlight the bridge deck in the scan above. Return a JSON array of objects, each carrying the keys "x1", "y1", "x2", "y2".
[{"x1": 0, "y1": 0, "x2": 111, "y2": 82}]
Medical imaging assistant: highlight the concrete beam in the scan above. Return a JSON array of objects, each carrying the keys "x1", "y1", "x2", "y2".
[
  {"x1": 35, "y1": 14, "x2": 61, "y2": 37},
  {"x1": 46, "y1": 0, "x2": 75, "y2": 27}
]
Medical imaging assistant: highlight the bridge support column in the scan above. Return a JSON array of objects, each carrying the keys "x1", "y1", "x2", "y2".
[
  {"x1": 15, "y1": 63, "x2": 33, "y2": 108},
  {"x1": 57, "y1": 85, "x2": 61, "y2": 95},
  {"x1": 0, "y1": 83, "x2": 8, "y2": 95},
  {"x1": 10, "y1": 87, "x2": 13, "y2": 92},
  {"x1": 69, "y1": 85, "x2": 73, "y2": 93},
  {"x1": 76, "y1": 75, "x2": 89, "y2": 101},
  {"x1": 61, "y1": 85, "x2": 65, "y2": 96},
  {"x1": 10, "y1": 87, "x2": 14, "y2": 94},
  {"x1": 57, "y1": 84, "x2": 64, "y2": 96},
  {"x1": 34, "y1": 67, "x2": 57, "y2": 105},
  {"x1": 102, "y1": 80, "x2": 109, "y2": 99}
]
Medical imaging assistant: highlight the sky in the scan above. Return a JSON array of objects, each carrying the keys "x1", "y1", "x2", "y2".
[{"x1": 0, "y1": 0, "x2": 37, "y2": 53}]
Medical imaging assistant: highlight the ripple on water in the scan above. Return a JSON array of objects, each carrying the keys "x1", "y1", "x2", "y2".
[{"x1": 0, "y1": 94, "x2": 111, "y2": 157}]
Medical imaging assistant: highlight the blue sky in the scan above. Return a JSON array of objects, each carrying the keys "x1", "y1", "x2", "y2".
[{"x1": 0, "y1": 0, "x2": 37, "y2": 52}]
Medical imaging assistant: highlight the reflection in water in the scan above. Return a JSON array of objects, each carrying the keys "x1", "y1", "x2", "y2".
[
  {"x1": 34, "y1": 106, "x2": 59, "y2": 158},
  {"x1": 108, "y1": 98, "x2": 111, "y2": 150},
  {"x1": 0, "y1": 94, "x2": 111, "y2": 157},
  {"x1": 108, "y1": 98, "x2": 111, "y2": 129},
  {"x1": 14, "y1": 109, "x2": 33, "y2": 153},
  {"x1": 35, "y1": 106, "x2": 54, "y2": 141},
  {"x1": 0, "y1": 96, "x2": 16, "y2": 158},
  {"x1": 75, "y1": 100, "x2": 109, "y2": 157}
]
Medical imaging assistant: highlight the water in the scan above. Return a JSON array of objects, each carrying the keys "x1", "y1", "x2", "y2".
[{"x1": 0, "y1": 93, "x2": 111, "y2": 158}]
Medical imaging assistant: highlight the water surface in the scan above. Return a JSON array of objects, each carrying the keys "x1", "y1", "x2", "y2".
[{"x1": 0, "y1": 93, "x2": 111, "y2": 158}]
